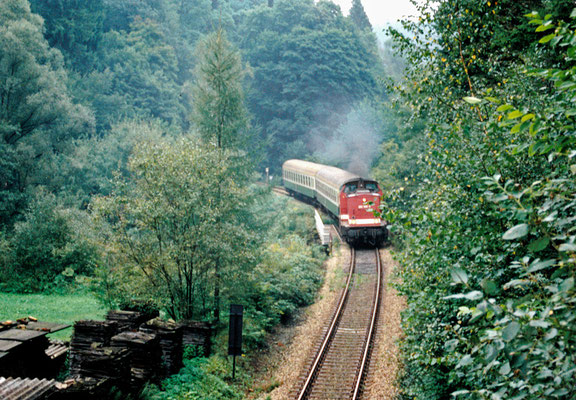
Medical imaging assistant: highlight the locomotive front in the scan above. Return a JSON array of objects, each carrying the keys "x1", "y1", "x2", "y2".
[
  {"x1": 338, "y1": 178, "x2": 387, "y2": 246},
  {"x1": 315, "y1": 166, "x2": 387, "y2": 247}
]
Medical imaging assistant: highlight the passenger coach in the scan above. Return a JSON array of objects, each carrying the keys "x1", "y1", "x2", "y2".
[{"x1": 282, "y1": 159, "x2": 387, "y2": 246}]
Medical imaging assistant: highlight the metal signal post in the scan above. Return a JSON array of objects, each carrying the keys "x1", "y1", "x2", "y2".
[{"x1": 228, "y1": 304, "x2": 243, "y2": 379}]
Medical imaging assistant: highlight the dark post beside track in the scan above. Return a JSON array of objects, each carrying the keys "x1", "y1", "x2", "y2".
[{"x1": 293, "y1": 248, "x2": 382, "y2": 400}]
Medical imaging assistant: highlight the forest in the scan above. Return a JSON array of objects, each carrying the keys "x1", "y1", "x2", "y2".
[{"x1": 1, "y1": 0, "x2": 575, "y2": 398}]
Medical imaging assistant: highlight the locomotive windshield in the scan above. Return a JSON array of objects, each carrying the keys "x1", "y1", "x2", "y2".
[
  {"x1": 365, "y1": 182, "x2": 378, "y2": 192},
  {"x1": 343, "y1": 181, "x2": 379, "y2": 194},
  {"x1": 344, "y1": 184, "x2": 357, "y2": 193}
]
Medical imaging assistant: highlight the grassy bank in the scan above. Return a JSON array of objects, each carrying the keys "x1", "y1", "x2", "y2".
[{"x1": 0, "y1": 292, "x2": 105, "y2": 340}]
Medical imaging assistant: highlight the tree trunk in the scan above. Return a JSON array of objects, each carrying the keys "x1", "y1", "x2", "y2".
[{"x1": 214, "y1": 264, "x2": 220, "y2": 324}]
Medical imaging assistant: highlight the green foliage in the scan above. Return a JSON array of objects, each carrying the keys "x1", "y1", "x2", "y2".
[
  {"x1": 191, "y1": 28, "x2": 250, "y2": 150},
  {"x1": 80, "y1": 18, "x2": 185, "y2": 131},
  {"x1": 0, "y1": 0, "x2": 94, "y2": 225},
  {"x1": 52, "y1": 119, "x2": 168, "y2": 206},
  {"x1": 348, "y1": 0, "x2": 371, "y2": 31},
  {"x1": 234, "y1": 197, "x2": 324, "y2": 348},
  {"x1": 0, "y1": 193, "x2": 100, "y2": 293},
  {"x1": 142, "y1": 357, "x2": 244, "y2": 400},
  {"x1": 384, "y1": 2, "x2": 576, "y2": 399},
  {"x1": 238, "y1": 0, "x2": 382, "y2": 167},
  {"x1": 91, "y1": 136, "x2": 253, "y2": 320},
  {"x1": 29, "y1": 0, "x2": 105, "y2": 72}
]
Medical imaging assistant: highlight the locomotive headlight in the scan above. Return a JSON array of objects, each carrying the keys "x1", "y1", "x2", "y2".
[{"x1": 363, "y1": 198, "x2": 366, "y2": 202}]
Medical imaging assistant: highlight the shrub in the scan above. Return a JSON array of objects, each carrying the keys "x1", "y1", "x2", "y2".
[{"x1": 0, "y1": 193, "x2": 99, "y2": 293}]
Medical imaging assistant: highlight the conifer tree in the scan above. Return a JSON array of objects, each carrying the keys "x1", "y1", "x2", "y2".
[
  {"x1": 349, "y1": 0, "x2": 372, "y2": 31},
  {"x1": 191, "y1": 28, "x2": 251, "y2": 323},
  {"x1": 191, "y1": 28, "x2": 249, "y2": 150}
]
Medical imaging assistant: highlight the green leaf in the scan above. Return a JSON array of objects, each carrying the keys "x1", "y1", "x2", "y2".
[
  {"x1": 511, "y1": 122, "x2": 522, "y2": 134},
  {"x1": 559, "y1": 243, "x2": 576, "y2": 251},
  {"x1": 507, "y1": 110, "x2": 524, "y2": 120},
  {"x1": 503, "y1": 279, "x2": 530, "y2": 290},
  {"x1": 451, "y1": 268, "x2": 469, "y2": 285},
  {"x1": 527, "y1": 259, "x2": 555, "y2": 273},
  {"x1": 496, "y1": 104, "x2": 513, "y2": 112},
  {"x1": 444, "y1": 291, "x2": 483, "y2": 301},
  {"x1": 560, "y1": 277, "x2": 574, "y2": 292},
  {"x1": 481, "y1": 279, "x2": 498, "y2": 295},
  {"x1": 499, "y1": 361, "x2": 511, "y2": 375},
  {"x1": 457, "y1": 354, "x2": 473, "y2": 368},
  {"x1": 502, "y1": 321, "x2": 521, "y2": 341},
  {"x1": 558, "y1": 80, "x2": 576, "y2": 91},
  {"x1": 502, "y1": 224, "x2": 529, "y2": 240},
  {"x1": 521, "y1": 113, "x2": 535, "y2": 122},
  {"x1": 463, "y1": 96, "x2": 482, "y2": 105},
  {"x1": 529, "y1": 320, "x2": 549, "y2": 328},
  {"x1": 444, "y1": 338, "x2": 459, "y2": 352},
  {"x1": 539, "y1": 33, "x2": 556, "y2": 43},
  {"x1": 544, "y1": 328, "x2": 558, "y2": 341},
  {"x1": 528, "y1": 237, "x2": 549, "y2": 252},
  {"x1": 535, "y1": 23, "x2": 555, "y2": 32}
]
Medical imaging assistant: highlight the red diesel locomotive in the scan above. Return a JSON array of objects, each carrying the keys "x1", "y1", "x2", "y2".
[{"x1": 282, "y1": 159, "x2": 387, "y2": 246}]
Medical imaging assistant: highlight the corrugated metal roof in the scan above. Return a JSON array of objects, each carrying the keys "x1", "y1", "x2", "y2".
[{"x1": 0, "y1": 377, "x2": 57, "y2": 400}]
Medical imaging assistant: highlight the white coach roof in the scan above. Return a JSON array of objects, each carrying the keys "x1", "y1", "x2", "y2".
[{"x1": 283, "y1": 159, "x2": 361, "y2": 188}]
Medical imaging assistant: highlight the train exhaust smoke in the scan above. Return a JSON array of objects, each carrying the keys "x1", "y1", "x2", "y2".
[{"x1": 310, "y1": 105, "x2": 381, "y2": 177}]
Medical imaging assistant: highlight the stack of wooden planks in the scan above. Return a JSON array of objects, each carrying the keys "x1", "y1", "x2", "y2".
[
  {"x1": 110, "y1": 331, "x2": 160, "y2": 389},
  {"x1": 106, "y1": 310, "x2": 158, "y2": 332},
  {"x1": 139, "y1": 318, "x2": 183, "y2": 377},
  {"x1": 69, "y1": 320, "x2": 131, "y2": 381},
  {"x1": 180, "y1": 320, "x2": 212, "y2": 356}
]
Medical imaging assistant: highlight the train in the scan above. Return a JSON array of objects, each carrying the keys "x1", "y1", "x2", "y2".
[{"x1": 282, "y1": 159, "x2": 387, "y2": 246}]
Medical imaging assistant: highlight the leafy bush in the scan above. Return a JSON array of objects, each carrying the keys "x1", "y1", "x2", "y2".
[
  {"x1": 142, "y1": 357, "x2": 244, "y2": 400},
  {"x1": 221, "y1": 196, "x2": 326, "y2": 349},
  {"x1": 383, "y1": 3, "x2": 576, "y2": 399},
  {"x1": 0, "y1": 193, "x2": 99, "y2": 293}
]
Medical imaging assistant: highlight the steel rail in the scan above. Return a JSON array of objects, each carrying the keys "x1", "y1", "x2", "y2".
[
  {"x1": 351, "y1": 248, "x2": 381, "y2": 399},
  {"x1": 296, "y1": 248, "x2": 357, "y2": 400}
]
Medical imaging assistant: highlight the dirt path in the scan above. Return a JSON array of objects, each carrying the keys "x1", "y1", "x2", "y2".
[{"x1": 251, "y1": 246, "x2": 405, "y2": 400}]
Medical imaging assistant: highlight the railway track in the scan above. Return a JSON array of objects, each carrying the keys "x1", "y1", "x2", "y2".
[{"x1": 293, "y1": 248, "x2": 382, "y2": 400}]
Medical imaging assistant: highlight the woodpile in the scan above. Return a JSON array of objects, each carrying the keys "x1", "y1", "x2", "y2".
[
  {"x1": 139, "y1": 318, "x2": 183, "y2": 377},
  {"x1": 0, "y1": 329, "x2": 51, "y2": 378},
  {"x1": 0, "y1": 314, "x2": 214, "y2": 399},
  {"x1": 180, "y1": 320, "x2": 212, "y2": 356},
  {"x1": 0, "y1": 313, "x2": 214, "y2": 399},
  {"x1": 69, "y1": 320, "x2": 130, "y2": 380},
  {"x1": 110, "y1": 331, "x2": 160, "y2": 389},
  {"x1": 106, "y1": 310, "x2": 158, "y2": 332}
]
